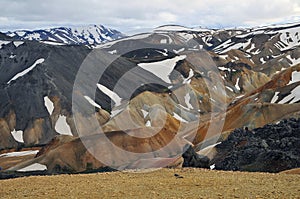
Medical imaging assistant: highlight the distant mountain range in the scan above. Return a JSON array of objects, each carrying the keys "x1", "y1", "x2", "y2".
[{"x1": 5, "y1": 24, "x2": 125, "y2": 45}]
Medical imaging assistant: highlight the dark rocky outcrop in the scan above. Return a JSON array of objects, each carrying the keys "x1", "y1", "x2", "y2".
[
  {"x1": 182, "y1": 145, "x2": 210, "y2": 168},
  {"x1": 211, "y1": 118, "x2": 300, "y2": 173}
]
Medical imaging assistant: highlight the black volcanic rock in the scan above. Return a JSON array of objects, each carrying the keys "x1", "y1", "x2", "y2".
[
  {"x1": 182, "y1": 145, "x2": 210, "y2": 168},
  {"x1": 212, "y1": 118, "x2": 300, "y2": 173}
]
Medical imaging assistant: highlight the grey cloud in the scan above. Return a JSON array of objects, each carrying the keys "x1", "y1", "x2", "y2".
[{"x1": 0, "y1": 0, "x2": 299, "y2": 33}]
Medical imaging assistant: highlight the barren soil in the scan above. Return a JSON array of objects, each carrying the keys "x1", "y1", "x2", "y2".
[{"x1": 0, "y1": 168, "x2": 299, "y2": 198}]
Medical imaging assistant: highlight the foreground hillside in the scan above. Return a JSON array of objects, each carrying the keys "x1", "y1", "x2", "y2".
[{"x1": 0, "y1": 168, "x2": 299, "y2": 198}]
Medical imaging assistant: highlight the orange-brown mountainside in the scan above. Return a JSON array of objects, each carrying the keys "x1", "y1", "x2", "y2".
[{"x1": 0, "y1": 23, "x2": 300, "y2": 175}]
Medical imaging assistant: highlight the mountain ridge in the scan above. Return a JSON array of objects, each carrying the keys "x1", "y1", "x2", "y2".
[{"x1": 5, "y1": 24, "x2": 124, "y2": 45}]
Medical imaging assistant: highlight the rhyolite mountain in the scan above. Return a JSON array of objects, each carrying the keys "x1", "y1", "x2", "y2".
[
  {"x1": 0, "y1": 22, "x2": 300, "y2": 174},
  {"x1": 5, "y1": 24, "x2": 124, "y2": 45}
]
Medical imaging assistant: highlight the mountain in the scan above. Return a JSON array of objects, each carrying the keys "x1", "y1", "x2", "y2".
[
  {"x1": 5, "y1": 24, "x2": 124, "y2": 45},
  {"x1": 0, "y1": 22, "x2": 300, "y2": 175}
]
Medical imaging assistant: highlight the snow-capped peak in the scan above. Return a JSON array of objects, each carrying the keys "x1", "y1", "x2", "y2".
[{"x1": 6, "y1": 24, "x2": 124, "y2": 45}]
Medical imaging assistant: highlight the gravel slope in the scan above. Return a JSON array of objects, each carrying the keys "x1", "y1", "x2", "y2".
[{"x1": 0, "y1": 168, "x2": 299, "y2": 198}]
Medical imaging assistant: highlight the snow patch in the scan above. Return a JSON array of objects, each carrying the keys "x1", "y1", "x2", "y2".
[
  {"x1": 7, "y1": 58, "x2": 45, "y2": 84},
  {"x1": 260, "y1": 57, "x2": 266, "y2": 64},
  {"x1": 278, "y1": 86, "x2": 300, "y2": 104},
  {"x1": 252, "y1": 49, "x2": 261, "y2": 55},
  {"x1": 236, "y1": 94, "x2": 245, "y2": 99},
  {"x1": 145, "y1": 120, "x2": 152, "y2": 127},
  {"x1": 40, "y1": 41, "x2": 66, "y2": 45},
  {"x1": 84, "y1": 96, "x2": 102, "y2": 109},
  {"x1": 0, "y1": 150, "x2": 39, "y2": 158},
  {"x1": 246, "y1": 43, "x2": 256, "y2": 53},
  {"x1": 15, "y1": 31, "x2": 26, "y2": 37},
  {"x1": 226, "y1": 86, "x2": 234, "y2": 92},
  {"x1": 108, "y1": 49, "x2": 117, "y2": 54},
  {"x1": 141, "y1": 109, "x2": 149, "y2": 118},
  {"x1": 160, "y1": 39, "x2": 167, "y2": 44},
  {"x1": 182, "y1": 69, "x2": 194, "y2": 84},
  {"x1": 173, "y1": 113, "x2": 188, "y2": 123},
  {"x1": 9, "y1": 54, "x2": 16, "y2": 59},
  {"x1": 235, "y1": 78, "x2": 241, "y2": 91},
  {"x1": 97, "y1": 84, "x2": 122, "y2": 106},
  {"x1": 44, "y1": 96, "x2": 54, "y2": 115},
  {"x1": 287, "y1": 55, "x2": 300, "y2": 66},
  {"x1": 138, "y1": 55, "x2": 186, "y2": 83},
  {"x1": 173, "y1": 48, "x2": 185, "y2": 54},
  {"x1": 218, "y1": 66, "x2": 236, "y2": 72},
  {"x1": 277, "y1": 27, "x2": 300, "y2": 51},
  {"x1": 0, "y1": 40, "x2": 11, "y2": 49},
  {"x1": 184, "y1": 93, "x2": 193, "y2": 109},
  {"x1": 271, "y1": 92, "x2": 280, "y2": 103},
  {"x1": 219, "y1": 54, "x2": 228, "y2": 60},
  {"x1": 287, "y1": 71, "x2": 300, "y2": 85},
  {"x1": 11, "y1": 129, "x2": 24, "y2": 143},
  {"x1": 218, "y1": 66, "x2": 228, "y2": 71},
  {"x1": 18, "y1": 163, "x2": 47, "y2": 172},
  {"x1": 111, "y1": 108, "x2": 123, "y2": 118},
  {"x1": 55, "y1": 115, "x2": 72, "y2": 135},
  {"x1": 155, "y1": 49, "x2": 168, "y2": 56},
  {"x1": 13, "y1": 41, "x2": 24, "y2": 48},
  {"x1": 215, "y1": 39, "x2": 251, "y2": 53}
]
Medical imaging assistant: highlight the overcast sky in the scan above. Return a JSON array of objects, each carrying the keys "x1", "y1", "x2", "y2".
[{"x1": 1, "y1": 0, "x2": 300, "y2": 34}]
